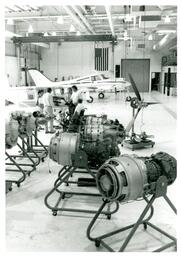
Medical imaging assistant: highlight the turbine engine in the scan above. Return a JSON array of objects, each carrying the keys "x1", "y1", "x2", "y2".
[{"x1": 96, "y1": 152, "x2": 176, "y2": 202}]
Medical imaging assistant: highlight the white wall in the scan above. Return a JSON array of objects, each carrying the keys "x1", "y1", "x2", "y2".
[
  {"x1": 114, "y1": 42, "x2": 162, "y2": 91},
  {"x1": 40, "y1": 42, "x2": 113, "y2": 81},
  {"x1": 40, "y1": 41, "x2": 162, "y2": 91},
  {"x1": 5, "y1": 56, "x2": 25, "y2": 87}
]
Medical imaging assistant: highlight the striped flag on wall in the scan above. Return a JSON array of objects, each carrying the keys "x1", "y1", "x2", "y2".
[{"x1": 95, "y1": 47, "x2": 109, "y2": 71}]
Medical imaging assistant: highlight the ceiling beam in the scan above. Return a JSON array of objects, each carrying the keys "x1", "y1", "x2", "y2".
[
  {"x1": 12, "y1": 34, "x2": 115, "y2": 44},
  {"x1": 72, "y1": 6, "x2": 96, "y2": 34},
  {"x1": 105, "y1": 6, "x2": 115, "y2": 36},
  {"x1": 63, "y1": 6, "x2": 90, "y2": 33}
]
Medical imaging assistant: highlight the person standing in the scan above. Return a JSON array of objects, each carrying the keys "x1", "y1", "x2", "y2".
[
  {"x1": 36, "y1": 90, "x2": 44, "y2": 112},
  {"x1": 69, "y1": 85, "x2": 82, "y2": 116},
  {"x1": 43, "y1": 88, "x2": 55, "y2": 133}
]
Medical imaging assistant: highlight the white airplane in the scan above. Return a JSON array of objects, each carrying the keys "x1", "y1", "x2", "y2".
[{"x1": 28, "y1": 69, "x2": 131, "y2": 102}]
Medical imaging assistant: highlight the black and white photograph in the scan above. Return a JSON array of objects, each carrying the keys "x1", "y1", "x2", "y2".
[{"x1": 2, "y1": 0, "x2": 180, "y2": 253}]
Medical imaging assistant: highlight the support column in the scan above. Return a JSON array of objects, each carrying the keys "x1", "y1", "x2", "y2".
[{"x1": 16, "y1": 43, "x2": 21, "y2": 86}]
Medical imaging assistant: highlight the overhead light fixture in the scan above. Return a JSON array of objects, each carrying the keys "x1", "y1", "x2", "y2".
[
  {"x1": 159, "y1": 34, "x2": 169, "y2": 47},
  {"x1": 157, "y1": 30, "x2": 176, "y2": 34},
  {"x1": 44, "y1": 32, "x2": 48, "y2": 36},
  {"x1": 7, "y1": 18, "x2": 14, "y2": 25},
  {"x1": 164, "y1": 16, "x2": 171, "y2": 23},
  {"x1": 52, "y1": 32, "x2": 56, "y2": 36},
  {"x1": 28, "y1": 24, "x2": 33, "y2": 33},
  {"x1": 69, "y1": 24, "x2": 76, "y2": 32},
  {"x1": 57, "y1": 16, "x2": 64, "y2": 24},
  {"x1": 148, "y1": 34, "x2": 153, "y2": 40},
  {"x1": 76, "y1": 31, "x2": 81, "y2": 36}
]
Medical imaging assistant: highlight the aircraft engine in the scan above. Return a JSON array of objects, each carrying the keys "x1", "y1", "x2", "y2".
[
  {"x1": 49, "y1": 130, "x2": 121, "y2": 168},
  {"x1": 49, "y1": 133, "x2": 80, "y2": 166},
  {"x1": 10, "y1": 111, "x2": 36, "y2": 137},
  {"x1": 5, "y1": 118, "x2": 19, "y2": 149},
  {"x1": 96, "y1": 152, "x2": 176, "y2": 202}
]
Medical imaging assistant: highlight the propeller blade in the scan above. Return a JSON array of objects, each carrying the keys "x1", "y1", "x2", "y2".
[
  {"x1": 125, "y1": 107, "x2": 141, "y2": 133},
  {"x1": 128, "y1": 74, "x2": 142, "y2": 101},
  {"x1": 146, "y1": 102, "x2": 160, "y2": 105}
]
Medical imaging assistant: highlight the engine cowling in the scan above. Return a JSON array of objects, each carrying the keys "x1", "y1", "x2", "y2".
[{"x1": 96, "y1": 152, "x2": 176, "y2": 202}]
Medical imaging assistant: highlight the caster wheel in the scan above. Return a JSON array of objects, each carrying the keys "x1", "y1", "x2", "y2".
[
  {"x1": 9, "y1": 187, "x2": 12, "y2": 191},
  {"x1": 98, "y1": 92, "x2": 104, "y2": 99},
  {"x1": 126, "y1": 96, "x2": 132, "y2": 102},
  {"x1": 28, "y1": 173, "x2": 31, "y2": 176},
  {"x1": 62, "y1": 193, "x2": 65, "y2": 199},
  {"x1": 107, "y1": 215, "x2": 111, "y2": 220},
  {"x1": 42, "y1": 158, "x2": 44, "y2": 162},
  {"x1": 143, "y1": 223, "x2": 147, "y2": 230},
  {"x1": 17, "y1": 183, "x2": 20, "y2": 188},
  {"x1": 66, "y1": 183, "x2": 69, "y2": 186},
  {"x1": 95, "y1": 240, "x2": 101, "y2": 248},
  {"x1": 52, "y1": 211, "x2": 57, "y2": 216}
]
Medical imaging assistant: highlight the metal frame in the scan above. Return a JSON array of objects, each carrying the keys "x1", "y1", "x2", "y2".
[
  {"x1": 5, "y1": 151, "x2": 26, "y2": 188},
  {"x1": 44, "y1": 150, "x2": 119, "y2": 217},
  {"x1": 12, "y1": 34, "x2": 116, "y2": 44},
  {"x1": 86, "y1": 176, "x2": 177, "y2": 252}
]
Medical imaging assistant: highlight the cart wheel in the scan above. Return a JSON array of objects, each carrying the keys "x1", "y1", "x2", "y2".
[
  {"x1": 66, "y1": 183, "x2": 69, "y2": 186},
  {"x1": 98, "y1": 92, "x2": 104, "y2": 99},
  {"x1": 42, "y1": 158, "x2": 44, "y2": 162},
  {"x1": 62, "y1": 193, "x2": 65, "y2": 199},
  {"x1": 52, "y1": 211, "x2": 57, "y2": 216},
  {"x1": 9, "y1": 187, "x2": 12, "y2": 191},
  {"x1": 17, "y1": 183, "x2": 20, "y2": 188},
  {"x1": 107, "y1": 215, "x2": 111, "y2": 220},
  {"x1": 126, "y1": 96, "x2": 132, "y2": 102},
  {"x1": 143, "y1": 223, "x2": 147, "y2": 230},
  {"x1": 95, "y1": 240, "x2": 101, "y2": 248}
]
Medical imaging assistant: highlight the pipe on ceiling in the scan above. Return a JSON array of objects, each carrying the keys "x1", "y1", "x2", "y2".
[{"x1": 72, "y1": 6, "x2": 95, "y2": 34}]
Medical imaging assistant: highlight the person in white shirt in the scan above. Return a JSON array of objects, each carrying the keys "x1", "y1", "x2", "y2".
[
  {"x1": 69, "y1": 85, "x2": 82, "y2": 116},
  {"x1": 36, "y1": 90, "x2": 44, "y2": 112},
  {"x1": 43, "y1": 88, "x2": 55, "y2": 133}
]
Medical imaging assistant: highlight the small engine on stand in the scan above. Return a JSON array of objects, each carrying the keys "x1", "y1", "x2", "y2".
[{"x1": 49, "y1": 115, "x2": 125, "y2": 168}]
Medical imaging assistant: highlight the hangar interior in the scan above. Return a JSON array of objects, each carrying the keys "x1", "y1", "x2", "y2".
[{"x1": 5, "y1": 4, "x2": 177, "y2": 252}]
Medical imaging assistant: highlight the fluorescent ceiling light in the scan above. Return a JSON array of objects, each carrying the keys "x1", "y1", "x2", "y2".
[
  {"x1": 148, "y1": 34, "x2": 153, "y2": 40},
  {"x1": 52, "y1": 32, "x2": 56, "y2": 36},
  {"x1": 76, "y1": 31, "x2": 81, "y2": 36},
  {"x1": 164, "y1": 16, "x2": 171, "y2": 23},
  {"x1": 57, "y1": 16, "x2": 64, "y2": 24},
  {"x1": 69, "y1": 24, "x2": 76, "y2": 32},
  {"x1": 159, "y1": 34, "x2": 169, "y2": 47},
  {"x1": 44, "y1": 32, "x2": 48, "y2": 36},
  {"x1": 28, "y1": 24, "x2": 33, "y2": 33},
  {"x1": 157, "y1": 30, "x2": 176, "y2": 34},
  {"x1": 7, "y1": 18, "x2": 14, "y2": 25}
]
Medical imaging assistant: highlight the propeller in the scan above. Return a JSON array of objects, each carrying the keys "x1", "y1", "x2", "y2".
[
  {"x1": 128, "y1": 74, "x2": 160, "y2": 106},
  {"x1": 125, "y1": 107, "x2": 141, "y2": 134}
]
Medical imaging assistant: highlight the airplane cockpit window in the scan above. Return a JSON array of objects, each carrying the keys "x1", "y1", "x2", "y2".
[{"x1": 91, "y1": 75, "x2": 102, "y2": 82}]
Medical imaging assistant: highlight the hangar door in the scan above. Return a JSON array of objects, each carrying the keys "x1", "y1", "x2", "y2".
[{"x1": 121, "y1": 59, "x2": 150, "y2": 92}]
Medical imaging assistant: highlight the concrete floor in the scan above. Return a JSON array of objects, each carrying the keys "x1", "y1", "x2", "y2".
[{"x1": 6, "y1": 91, "x2": 177, "y2": 252}]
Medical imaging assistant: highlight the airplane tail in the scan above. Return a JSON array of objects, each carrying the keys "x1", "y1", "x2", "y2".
[{"x1": 28, "y1": 69, "x2": 54, "y2": 87}]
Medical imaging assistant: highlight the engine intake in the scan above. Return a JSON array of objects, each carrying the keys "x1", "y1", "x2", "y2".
[{"x1": 96, "y1": 152, "x2": 176, "y2": 202}]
